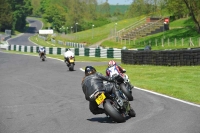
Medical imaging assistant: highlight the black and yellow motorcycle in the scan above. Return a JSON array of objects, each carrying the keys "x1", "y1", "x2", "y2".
[{"x1": 90, "y1": 79, "x2": 136, "y2": 123}]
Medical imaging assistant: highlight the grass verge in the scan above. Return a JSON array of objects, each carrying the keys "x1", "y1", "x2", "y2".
[{"x1": 3, "y1": 50, "x2": 200, "y2": 105}]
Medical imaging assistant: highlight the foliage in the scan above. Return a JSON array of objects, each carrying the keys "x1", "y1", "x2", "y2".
[
  {"x1": 30, "y1": 0, "x2": 41, "y2": 16},
  {"x1": 3, "y1": 0, "x2": 33, "y2": 34},
  {"x1": 166, "y1": 0, "x2": 188, "y2": 18},
  {"x1": 183, "y1": 0, "x2": 200, "y2": 33},
  {"x1": 125, "y1": 0, "x2": 166, "y2": 18},
  {"x1": 0, "y1": 0, "x2": 12, "y2": 31},
  {"x1": 43, "y1": 4, "x2": 67, "y2": 31}
]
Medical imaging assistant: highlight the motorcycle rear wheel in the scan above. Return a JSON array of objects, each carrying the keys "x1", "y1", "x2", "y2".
[
  {"x1": 41, "y1": 56, "x2": 45, "y2": 61},
  {"x1": 103, "y1": 99, "x2": 126, "y2": 123},
  {"x1": 69, "y1": 64, "x2": 74, "y2": 71}
]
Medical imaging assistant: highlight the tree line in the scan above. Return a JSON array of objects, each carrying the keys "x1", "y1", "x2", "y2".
[
  {"x1": 0, "y1": 0, "x2": 32, "y2": 34},
  {"x1": 0, "y1": 0, "x2": 200, "y2": 34}
]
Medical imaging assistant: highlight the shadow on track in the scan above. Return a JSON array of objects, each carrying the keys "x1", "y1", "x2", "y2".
[{"x1": 87, "y1": 116, "x2": 132, "y2": 123}]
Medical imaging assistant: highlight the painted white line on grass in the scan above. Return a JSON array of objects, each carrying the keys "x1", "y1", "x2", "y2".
[
  {"x1": 2, "y1": 51, "x2": 199, "y2": 108},
  {"x1": 47, "y1": 42, "x2": 55, "y2": 46}
]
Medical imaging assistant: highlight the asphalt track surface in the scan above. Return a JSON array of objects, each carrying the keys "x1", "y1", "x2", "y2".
[
  {"x1": 0, "y1": 52, "x2": 200, "y2": 133},
  {"x1": 0, "y1": 18, "x2": 200, "y2": 133}
]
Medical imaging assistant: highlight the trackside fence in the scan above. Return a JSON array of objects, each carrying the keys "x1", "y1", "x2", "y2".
[{"x1": 8, "y1": 45, "x2": 122, "y2": 59}]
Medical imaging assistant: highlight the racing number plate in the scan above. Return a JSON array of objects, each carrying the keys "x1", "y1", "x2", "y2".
[
  {"x1": 69, "y1": 59, "x2": 74, "y2": 63},
  {"x1": 95, "y1": 93, "x2": 106, "y2": 105}
]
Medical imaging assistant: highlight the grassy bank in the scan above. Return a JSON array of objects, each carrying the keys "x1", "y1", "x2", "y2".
[{"x1": 3, "y1": 50, "x2": 200, "y2": 105}]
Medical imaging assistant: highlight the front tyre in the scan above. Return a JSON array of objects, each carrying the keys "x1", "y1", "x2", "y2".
[
  {"x1": 128, "y1": 108, "x2": 136, "y2": 117},
  {"x1": 120, "y1": 83, "x2": 133, "y2": 101},
  {"x1": 103, "y1": 99, "x2": 126, "y2": 123}
]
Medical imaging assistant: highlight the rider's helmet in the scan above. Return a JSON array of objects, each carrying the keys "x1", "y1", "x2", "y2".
[
  {"x1": 66, "y1": 48, "x2": 71, "y2": 51},
  {"x1": 108, "y1": 60, "x2": 116, "y2": 67},
  {"x1": 85, "y1": 66, "x2": 96, "y2": 76}
]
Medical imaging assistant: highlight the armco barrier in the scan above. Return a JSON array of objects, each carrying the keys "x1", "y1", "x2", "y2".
[
  {"x1": 8, "y1": 45, "x2": 122, "y2": 59},
  {"x1": 121, "y1": 48, "x2": 200, "y2": 66}
]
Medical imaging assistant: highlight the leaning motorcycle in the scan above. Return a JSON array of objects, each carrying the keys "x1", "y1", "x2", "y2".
[
  {"x1": 90, "y1": 80, "x2": 136, "y2": 123},
  {"x1": 66, "y1": 57, "x2": 75, "y2": 71},
  {"x1": 113, "y1": 73, "x2": 134, "y2": 101},
  {"x1": 40, "y1": 52, "x2": 45, "y2": 61}
]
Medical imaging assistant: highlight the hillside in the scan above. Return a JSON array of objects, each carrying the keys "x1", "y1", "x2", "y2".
[
  {"x1": 47, "y1": 16, "x2": 199, "y2": 50},
  {"x1": 100, "y1": 17, "x2": 200, "y2": 50}
]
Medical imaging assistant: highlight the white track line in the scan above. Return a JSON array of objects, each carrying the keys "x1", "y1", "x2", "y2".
[
  {"x1": 79, "y1": 65, "x2": 200, "y2": 108},
  {"x1": 2, "y1": 51, "x2": 200, "y2": 108},
  {"x1": 134, "y1": 87, "x2": 200, "y2": 108}
]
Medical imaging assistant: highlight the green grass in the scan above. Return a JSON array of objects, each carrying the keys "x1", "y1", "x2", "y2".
[
  {"x1": 94, "y1": 64, "x2": 200, "y2": 105},
  {"x1": 32, "y1": 16, "x2": 200, "y2": 50},
  {"x1": 100, "y1": 17, "x2": 200, "y2": 50},
  {"x1": 29, "y1": 16, "x2": 147, "y2": 47},
  {"x1": 170, "y1": 17, "x2": 195, "y2": 28},
  {"x1": 3, "y1": 50, "x2": 200, "y2": 105},
  {"x1": 29, "y1": 34, "x2": 70, "y2": 48}
]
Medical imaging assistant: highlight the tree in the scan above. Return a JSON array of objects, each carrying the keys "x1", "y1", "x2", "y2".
[
  {"x1": 0, "y1": 0, "x2": 12, "y2": 31},
  {"x1": 182, "y1": 0, "x2": 200, "y2": 33},
  {"x1": 6, "y1": 0, "x2": 33, "y2": 33},
  {"x1": 43, "y1": 4, "x2": 67, "y2": 31},
  {"x1": 31, "y1": 0, "x2": 42, "y2": 16},
  {"x1": 166, "y1": 0, "x2": 188, "y2": 19},
  {"x1": 99, "y1": 0, "x2": 111, "y2": 17},
  {"x1": 39, "y1": 0, "x2": 50, "y2": 14}
]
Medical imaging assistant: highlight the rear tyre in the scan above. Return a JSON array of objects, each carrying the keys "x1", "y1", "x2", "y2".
[
  {"x1": 103, "y1": 99, "x2": 126, "y2": 123},
  {"x1": 69, "y1": 64, "x2": 74, "y2": 71},
  {"x1": 120, "y1": 83, "x2": 133, "y2": 101},
  {"x1": 42, "y1": 56, "x2": 45, "y2": 61}
]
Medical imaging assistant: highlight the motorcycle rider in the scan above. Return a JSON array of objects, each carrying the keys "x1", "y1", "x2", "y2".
[
  {"x1": 64, "y1": 48, "x2": 75, "y2": 66},
  {"x1": 38, "y1": 46, "x2": 46, "y2": 58},
  {"x1": 106, "y1": 60, "x2": 134, "y2": 90},
  {"x1": 81, "y1": 66, "x2": 124, "y2": 115}
]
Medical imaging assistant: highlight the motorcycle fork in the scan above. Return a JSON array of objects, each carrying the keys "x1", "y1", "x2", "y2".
[{"x1": 123, "y1": 101, "x2": 131, "y2": 114}]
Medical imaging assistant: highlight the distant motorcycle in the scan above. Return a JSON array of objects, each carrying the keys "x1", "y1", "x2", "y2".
[
  {"x1": 113, "y1": 73, "x2": 134, "y2": 101},
  {"x1": 40, "y1": 52, "x2": 46, "y2": 61},
  {"x1": 66, "y1": 57, "x2": 75, "y2": 71},
  {"x1": 90, "y1": 79, "x2": 136, "y2": 123}
]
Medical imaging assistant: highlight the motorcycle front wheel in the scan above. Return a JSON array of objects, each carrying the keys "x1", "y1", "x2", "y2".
[
  {"x1": 103, "y1": 99, "x2": 126, "y2": 123},
  {"x1": 128, "y1": 108, "x2": 136, "y2": 117},
  {"x1": 120, "y1": 83, "x2": 133, "y2": 101}
]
